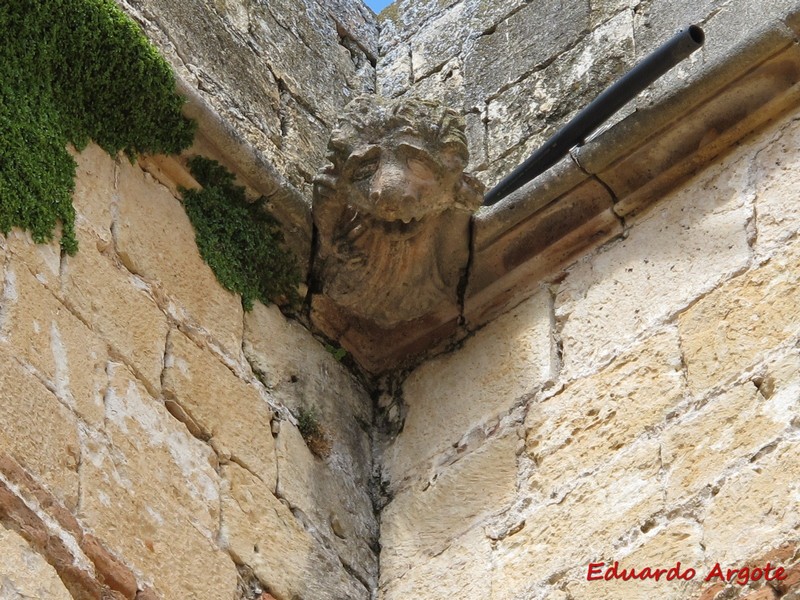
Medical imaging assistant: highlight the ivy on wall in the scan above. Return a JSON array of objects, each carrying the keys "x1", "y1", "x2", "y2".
[
  {"x1": 0, "y1": 0, "x2": 195, "y2": 253},
  {"x1": 182, "y1": 157, "x2": 300, "y2": 310}
]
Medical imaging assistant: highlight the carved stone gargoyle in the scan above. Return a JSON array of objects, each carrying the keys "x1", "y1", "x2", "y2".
[{"x1": 310, "y1": 95, "x2": 484, "y2": 373}]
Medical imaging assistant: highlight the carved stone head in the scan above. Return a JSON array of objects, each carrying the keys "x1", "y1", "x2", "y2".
[{"x1": 312, "y1": 95, "x2": 483, "y2": 332}]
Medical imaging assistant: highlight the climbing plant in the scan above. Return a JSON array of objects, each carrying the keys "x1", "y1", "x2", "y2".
[
  {"x1": 0, "y1": 0, "x2": 195, "y2": 253},
  {"x1": 181, "y1": 157, "x2": 300, "y2": 310}
]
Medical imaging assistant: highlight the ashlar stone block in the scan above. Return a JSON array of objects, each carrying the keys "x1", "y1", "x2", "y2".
[
  {"x1": 407, "y1": 57, "x2": 466, "y2": 111},
  {"x1": 377, "y1": 44, "x2": 413, "y2": 98},
  {"x1": 385, "y1": 289, "x2": 554, "y2": 488},
  {"x1": 753, "y1": 115, "x2": 800, "y2": 258},
  {"x1": 679, "y1": 238, "x2": 800, "y2": 395},
  {"x1": 702, "y1": 440, "x2": 800, "y2": 566},
  {"x1": 565, "y1": 520, "x2": 705, "y2": 600},
  {"x1": 221, "y1": 462, "x2": 369, "y2": 600},
  {"x1": 0, "y1": 344, "x2": 80, "y2": 510},
  {"x1": 70, "y1": 142, "x2": 116, "y2": 244},
  {"x1": 662, "y1": 375, "x2": 794, "y2": 504},
  {"x1": 493, "y1": 439, "x2": 663, "y2": 600},
  {"x1": 62, "y1": 227, "x2": 168, "y2": 394},
  {"x1": 162, "y1": 329, "x2": 277, "y2": 490},
  {"x1": 243, "y1": 301, "x2": 373, "y2": 486},
  {"x1": 379, "y1": 527, "x2": 492, "y2": 600},
  {"x1": 409, "y1": 2, "x2": 468, "y2": 81},
  {"x1": 486, "y1": 11, "x2": 634, "y2": 162},
  {"x1": 114, "y1": 159, "x2": 243, "y2": 359},
  {"x1": 525, "y1": 327, "x2": 684, "y2": 496},
  {"x1": 4, "y1": 229, "x2": 61, "y2": 293},
  {"x1": 464, "y1": 0, "x2": 589, "y2": 106},
  {"x1": 275, "y1": 422, "x2": 378, "y2": 587},
  {"x1": 380, "y1": 430, "x2": 520, "y2": 583},
  {"x1": 81, "y1": 363, "x2": 237, "y2": 600},
  {"x1": 0, "y1": 527, "x2": 73, "y2": 600},
  {"x1": 556, "y1": 154, "x2": 752, "y2": 380},
  {"x1": 4, "y1": 256, "x2": 106, "y2": 427}
]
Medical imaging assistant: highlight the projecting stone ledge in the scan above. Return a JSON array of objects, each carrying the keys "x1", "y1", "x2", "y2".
[
  {"x1": 465, "y1": 11, "x2": 800, "y2": 328},
  {"x1": 142, "y1": 5, "x2": 800, "y2": 375}
]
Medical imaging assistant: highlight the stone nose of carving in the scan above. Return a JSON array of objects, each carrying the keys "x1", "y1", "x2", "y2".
[{"x1": 369, "y1": 164, "x2": 416, "y2": 218}]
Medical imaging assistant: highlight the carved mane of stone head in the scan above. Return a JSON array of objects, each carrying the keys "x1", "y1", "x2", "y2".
[
  {"x1": 314, "y1": 95, "x2": 483, "y2": 229},
  {"x1": 311, "y1": 95, "x2": 484, "y2": 333}
]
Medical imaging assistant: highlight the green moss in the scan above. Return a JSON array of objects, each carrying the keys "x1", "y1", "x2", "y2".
[
  {"x1": 324, "y1": 344, "x2": 348, "y2": 362},
  {"x1": 0, "y1": 0, "x2": 195, "y2": 253},
  {"x1": 181, "y1": 157, "x2": 300, "y2": 310},
  {"x1": 294, "y1": 406, "x2": 330, "y2": 458}
]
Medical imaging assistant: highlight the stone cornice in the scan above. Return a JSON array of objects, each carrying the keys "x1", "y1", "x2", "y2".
[
  {"x1": 140, "y1": 4, "x2": 800, "y2": 373},
  {"x1": 466, "y1": 11, "x2": 800, "y2": 328}
]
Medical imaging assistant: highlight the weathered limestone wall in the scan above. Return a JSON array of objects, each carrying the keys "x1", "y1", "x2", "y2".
[
  {"x1": 118, "y1": 0, "x2": 379, "y2": 196},
  {"x1": 4, "y1": 1, "x2": 799, "y2": 599},
  {"x1": 377, "y1": 0, "x2": 800, "y2": 187},
  {"x1": 0, "y1": 145, "x2": 377, "y2": 599},
  {"x1": 376, "y1": 99, "x2": 800, "y2": 599}
]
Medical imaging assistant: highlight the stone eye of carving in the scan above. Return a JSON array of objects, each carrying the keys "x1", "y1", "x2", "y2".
[
  {"x1": 407, "y1": 157, "x2": 437, "y2": 180},
  {"x1": 351, "y1": 159, "x2": 379, "y2": 182},
  {"x1": 346, "y1": 147, "x2": 381, "y2": 182},
  {"x1": 398, "y1": 143, "x2": 440, "y2": 180}
]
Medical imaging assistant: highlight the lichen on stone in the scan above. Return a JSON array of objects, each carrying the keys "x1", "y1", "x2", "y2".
[{"x1": 0, "y1": 0, "x2": 195, "y2": 254}]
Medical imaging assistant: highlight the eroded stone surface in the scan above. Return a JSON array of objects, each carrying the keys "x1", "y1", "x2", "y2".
[
  {"x1": 525, "y1": 328, "x2": 684, "y2": 496},
  {"x1": 81, "y1": 363, "x2": 237, "y2": 600},
  {"x1": 120, "y1": 0, "x2": 377, "y2": 191},
  {"x1": 0, "y1": 526, "x2": 73, "y2": 600},
  {"x1": 162, "y1": 329, "x2": 277, "y2": 489},
  {"x1": 486, "y1": 12, "x2": 634, "y2": 163},
  {"x1": 408, "y1": 2, "x2": 468, "y2": 82},
  {"x1": 679, "y1": 238, "x2": 800, "y2": 395},
  {"x1": 244, "y1": 302, "x2": 371, "y2": 422},
  {"x1": 384, "y1": 289, "x2": 554, "y2": 488},
  {"x1": 380, "y1": 430, "x2": 520, "y2": 585},
  {"x1": 115, "y1": 159, "x2": 243, "y2": 358},
  {"x1": 407, "y1": 58, "x2": 466, "y2": 112},
  {"x1": 376, "y1": 44, "x2": 412, "y2": 98},
  {"x1": 556, "y1": 155, "x2": 752, "y2": 380},
  {"x1": 464, "y1": 0, "x2": 590, "y2": 107},
  {"x1": 221, "y1": 462, "x2": 369, "y2": 600}
]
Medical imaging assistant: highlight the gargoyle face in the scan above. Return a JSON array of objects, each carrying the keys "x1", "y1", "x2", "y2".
[
  {"x1": 339, "y1": 136, "x2": 467, "y2": 239},
  {"x1": 311, "y1": 95, "x2": 484, "y2": 328}
]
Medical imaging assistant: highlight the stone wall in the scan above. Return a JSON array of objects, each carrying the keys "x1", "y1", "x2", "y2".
[
  {"x1": 118, "y1": 0, "x2": 378, "y2": 197},
  {"x1": 376, "y1": 0, "x2": 800, "y2": 187},
  {"x1": 0, "y1": 145, "x2": 377, "y2": 600},
  {"x1": 376, "y1": 98, "x2": 800, "y2": 599},
  {"x1": 3, "y1": 1, "x2": 800, "y2": 599}
]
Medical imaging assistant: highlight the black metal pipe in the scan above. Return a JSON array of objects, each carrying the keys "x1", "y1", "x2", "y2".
[{"x1": 483, "y1": 24, "x2": 705, "y2": 206}]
